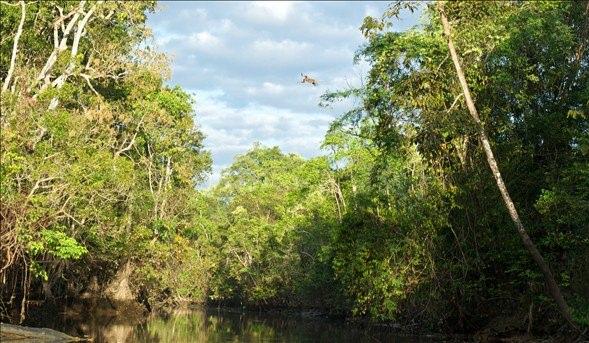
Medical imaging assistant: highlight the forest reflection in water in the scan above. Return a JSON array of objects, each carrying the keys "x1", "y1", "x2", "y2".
[{"x1": 28, "y1": 307, "x2": 464, "y2": 342}]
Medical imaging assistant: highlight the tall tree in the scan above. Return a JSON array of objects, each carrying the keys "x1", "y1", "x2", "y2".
[
  {"x1": 328, "y1": 0, "x2": 588, "y2": 329},
  {"x1": 437, "y1": 0, "x2": 576, "y2": 329},
  {"x1": 0, "y1": 0, "x2": 211, "y2": 321}
]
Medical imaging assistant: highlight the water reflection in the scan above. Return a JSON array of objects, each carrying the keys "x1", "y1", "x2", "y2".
[{"x1": 29, "y1": 307, "x2": 460, "y2": 342}]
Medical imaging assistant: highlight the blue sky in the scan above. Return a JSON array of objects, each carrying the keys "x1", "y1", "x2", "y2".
[{"x1": 147, "y1": 1, "x2": 420, "y2": 186}]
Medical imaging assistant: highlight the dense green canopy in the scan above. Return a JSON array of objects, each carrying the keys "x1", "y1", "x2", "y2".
[{"x1": 1, "y1": 0, "x2": 587, "y2": 335}]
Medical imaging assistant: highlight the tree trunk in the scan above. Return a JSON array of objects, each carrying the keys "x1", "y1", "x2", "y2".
[
  {"x1": 104, "y1": 261, "x2": 134, "y2": 302},
  {"x1": 2, "y1": 1, "x2": 26, "y2": 92},
  {"x1": 48, "y1": 1, "x2": 102, "y2": 110},
  {"x1": 436, "y1": 1, "x2": 577, "y2": 330},
  {"x1": 31, "y1": 1, "x2": 85, "y2": 94}
]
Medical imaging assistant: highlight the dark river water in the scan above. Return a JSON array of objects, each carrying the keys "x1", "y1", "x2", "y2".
[{"x1": 23, "y1": 307, "x2": 468, "y2": 342}]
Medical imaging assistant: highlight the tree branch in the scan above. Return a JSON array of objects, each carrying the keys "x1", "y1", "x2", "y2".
[
  {"x1": 48, "y1": 1, "x2": 103, "y2": 110},
  {"x1": 30, "y1": 1, "x2": 86, "y2": 94},
  {"x1": 446, "y1": 93, "x2": 463, "y2": 113},
  {"x1": 27, "y1": 177, "x2": 57, "y2": 199},
  {"x1": 2, "y1": 1, "x2": 26, "y2": 93},
  {"x1": 115, "y1": 115, "x2": 145, "y2": 157},
  {"x1": 79, "y1": 73, "x2": 99, "y2": 96}
]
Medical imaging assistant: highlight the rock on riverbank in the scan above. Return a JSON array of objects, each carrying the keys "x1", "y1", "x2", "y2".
[{"x1": 0, "y1": 322, "x2": 84, "y2": 342}]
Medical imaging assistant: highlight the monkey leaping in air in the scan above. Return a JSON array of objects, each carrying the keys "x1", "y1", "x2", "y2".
[{"x1": 301, "y1": 73, "x2": 318, "y2": 86}]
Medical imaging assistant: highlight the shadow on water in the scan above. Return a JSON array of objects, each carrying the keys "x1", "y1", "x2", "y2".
[{"x1": 25, "y1": 307, "x2": 467, "y2": 342}]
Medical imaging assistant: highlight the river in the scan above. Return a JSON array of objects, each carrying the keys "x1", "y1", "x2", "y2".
[{"x1": 23, "y1": 307, "x2": 465, "y2": 342}]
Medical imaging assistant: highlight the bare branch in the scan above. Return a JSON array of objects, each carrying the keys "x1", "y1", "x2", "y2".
[
  {"x1": 53, "y1": 21, "x2": 58, "y2": 48},
  {"x1": 54, "y1": 5, "x2": 74, "y2": 33},
  {"x1": 79, "y1": 73, "x2": 99, "y2": 96},
  {"x1": 115, "y1": 115, "x2": 145, "y2": 156},
  {"x1": 434, "y1": 54, "x2": 450, "y2": 74},
  {"x1": 446, "y1": 93, "x2": 463, "y2": 113},
  {"x1": 27, "y1": 177, "x2": 58, "y2": 199},
  {"x1": 31, "y1": 1, "x2": 86, "y2": 93},
  {"x1": 104, "y1": 9, "x2": 114, "y2": 20},
  {"x1": 2, "y1": 1, "x2": 26, "y2": 92},
  {"x1": 48, "y1": 1, "x2": 103, "y2": 110}
]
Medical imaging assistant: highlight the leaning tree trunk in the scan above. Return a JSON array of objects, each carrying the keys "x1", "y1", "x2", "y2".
[{"x1": 436, "y1": 1, "x2": 578, "y2": 330}]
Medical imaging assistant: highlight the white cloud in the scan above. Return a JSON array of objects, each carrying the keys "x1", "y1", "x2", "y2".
[
  {"x1": 218, "y1": 19, "x2": 235, "y2": 33},
  {"x1": 180, "y1": 8, "x2": 208, "y2": 21},
  {"x1": 251, "y1": 39, "x2": 311, "y2": 55},
  {"x1": 189, "y1": 31, "x2": 222, "y2": 49},
  {"x1": 243, "y1": 1, "x2": 296, "y2": 24},
  {"x1": 262, "y1": 82, "x2": 284, "y2": 94},
  {"x1": 246, "y1": 82, "x2": 285, "y2": 95},
  {"x1": 155, "y1": 32, "x2": 183, "y2": 47}
]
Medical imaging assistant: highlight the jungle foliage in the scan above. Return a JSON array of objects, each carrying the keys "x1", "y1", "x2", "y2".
[
  {"x1": 0, "y1": 0, "x2": 211, "y2": 320},
  {"x1": 1, "y1": 0, "x2": 587, "y2": 335}
]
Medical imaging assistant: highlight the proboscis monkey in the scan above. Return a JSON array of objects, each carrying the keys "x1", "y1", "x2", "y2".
[{"x1": 300, "y1": 73, "x2": 317, "y2": 86}]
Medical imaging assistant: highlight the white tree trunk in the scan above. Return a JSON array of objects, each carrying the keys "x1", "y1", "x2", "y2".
[
  {"x1": 48, "y1": 1, "x2": 102, "y2": 110},
  {"x1": 32, "y1": 1, "x2": 86, "y2": 94},
  {"x1": 2, "y1": 1, "x2": 26, "y2": 92}
]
